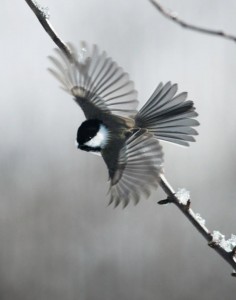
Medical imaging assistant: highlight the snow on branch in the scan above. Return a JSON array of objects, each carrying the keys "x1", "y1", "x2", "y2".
[
  {"x1": 25, "y1": 0, "x2": 73, "y2": 61},
  {"x1": 159, "y1": 175, "x2": 236, "y2": 276},
  {"x1": 25, "y1": 0, "x2": 236, "y2": 275},
  {"x1": 149, "y1": 0, "x2": 236, "y2": 43}
]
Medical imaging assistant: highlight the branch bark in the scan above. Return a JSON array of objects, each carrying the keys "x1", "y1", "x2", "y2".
[
  {"x1": 160, "y1": 175, "x2": 236, "y2": 276},
  {"x1": 25, "y1": 0, "x2": 73, "y2": 61},
  {"x1": 150, "y1": 0, "x2": 236, "y2": 43},
  {"x1": 25, "y1": 0, "x2": 236, "y2": 275}
]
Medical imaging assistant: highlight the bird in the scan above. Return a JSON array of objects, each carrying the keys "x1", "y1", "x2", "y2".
[{"x1": 48, "y1": 41, "x2": 199, "y2": 207}]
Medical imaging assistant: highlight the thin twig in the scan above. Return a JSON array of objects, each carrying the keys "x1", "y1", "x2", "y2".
[
  {"x1": 150, "y1": 0, "x2": 236, "y2": 43},
  {"x1": 25, "y1": 0, "x2": 236, "y2": 275},
  {"x1": 25, "y1": 0, "x2": 74, "y2": 61},
  {"x1": 160, "y1": 174, "x2": 236, "y2": 275}
]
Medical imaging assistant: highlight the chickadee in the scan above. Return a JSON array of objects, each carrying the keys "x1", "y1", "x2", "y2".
[{"x1": 48, "y1": 42, "x2": 199, "y2": 207}]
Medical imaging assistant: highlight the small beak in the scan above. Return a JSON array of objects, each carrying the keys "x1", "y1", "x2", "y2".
[{"x1": 75, "y1": 141, "x2": 80, "y2": 149}]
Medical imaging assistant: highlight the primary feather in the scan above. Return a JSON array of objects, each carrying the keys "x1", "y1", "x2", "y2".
[
  {"x1": 48, "y1": 42, "x2": 138, "y2": 120},
  {"x1": 48, "y1": 42, "x2": 199, "y2": 207},
  {"x1": 103, "y1": 129, "x2": 164, "y2": 208}
]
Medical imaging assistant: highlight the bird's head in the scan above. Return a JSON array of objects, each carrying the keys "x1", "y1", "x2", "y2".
[{"x1": 76, "y1": 119, "x2": 109, "y2": 153}]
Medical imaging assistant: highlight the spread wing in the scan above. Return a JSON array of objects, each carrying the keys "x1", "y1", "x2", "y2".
[
  {"x1": 48, "y1": 42, "x2": 138, "y2": 120},
  {"x1": 102, "y1": 129, "x2": 164, "y2": 208}
]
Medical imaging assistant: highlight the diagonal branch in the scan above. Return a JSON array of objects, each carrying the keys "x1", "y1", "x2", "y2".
[
  {"x1": 150, "y1": 0, "x2": 236, "y2": 43},
  {"x1": 160, "y1": 175, "x2": 236, "y2": 276},
  {"x1": 25, "y1": 0, "x2": 236, "y2": 275},
  {"x1": 25, "y1": 0, "x2": 74, "y2": 61}
]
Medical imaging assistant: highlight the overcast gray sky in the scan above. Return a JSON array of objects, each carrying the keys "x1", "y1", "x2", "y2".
[{"x1": 1, "y1": 0, "x2": 236, "y2": 299}]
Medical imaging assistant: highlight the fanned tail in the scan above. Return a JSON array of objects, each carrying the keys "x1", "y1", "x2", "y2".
[{"x1": 135, "y1": 82, "x2": 199, "y2": 146}]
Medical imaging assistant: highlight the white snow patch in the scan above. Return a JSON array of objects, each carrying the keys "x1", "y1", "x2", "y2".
[
  {"x1": 176, "y1": 188, "x2": 190, "y2": 205},
  {"x1": 32, "y1": 1, "x2": 50, "y2": 19},
  {"x1": 212, "y1": 231, "x2": 236, "y2": 252},
  {"x1": 194, "y1": 213, "x2": 206, "y2": 226}
]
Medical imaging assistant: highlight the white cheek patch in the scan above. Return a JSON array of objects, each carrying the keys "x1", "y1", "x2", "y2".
[{"x1": 84, "y1": 124, "x2": 109, "y2": 149}]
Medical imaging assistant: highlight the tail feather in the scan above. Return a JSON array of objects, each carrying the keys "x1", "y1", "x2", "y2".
[{"x1": 135, "y1": 82, "x2": 199, "y2": 146}]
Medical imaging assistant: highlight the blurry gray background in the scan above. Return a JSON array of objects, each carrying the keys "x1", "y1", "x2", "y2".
[{"x1": 1, "y1": 0, "x2": 236, "y2": 299}]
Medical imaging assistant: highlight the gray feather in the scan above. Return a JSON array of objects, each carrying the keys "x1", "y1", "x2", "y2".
[
  {"x1": 48, "y1": 42, "x2": 138, "y2": 120},
  {"x1": 135, "y1": 82, "x2": 199, "y2": 146},
  {"x1": 104, "y1": 129, "x2": 164, "y2": 208}
]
